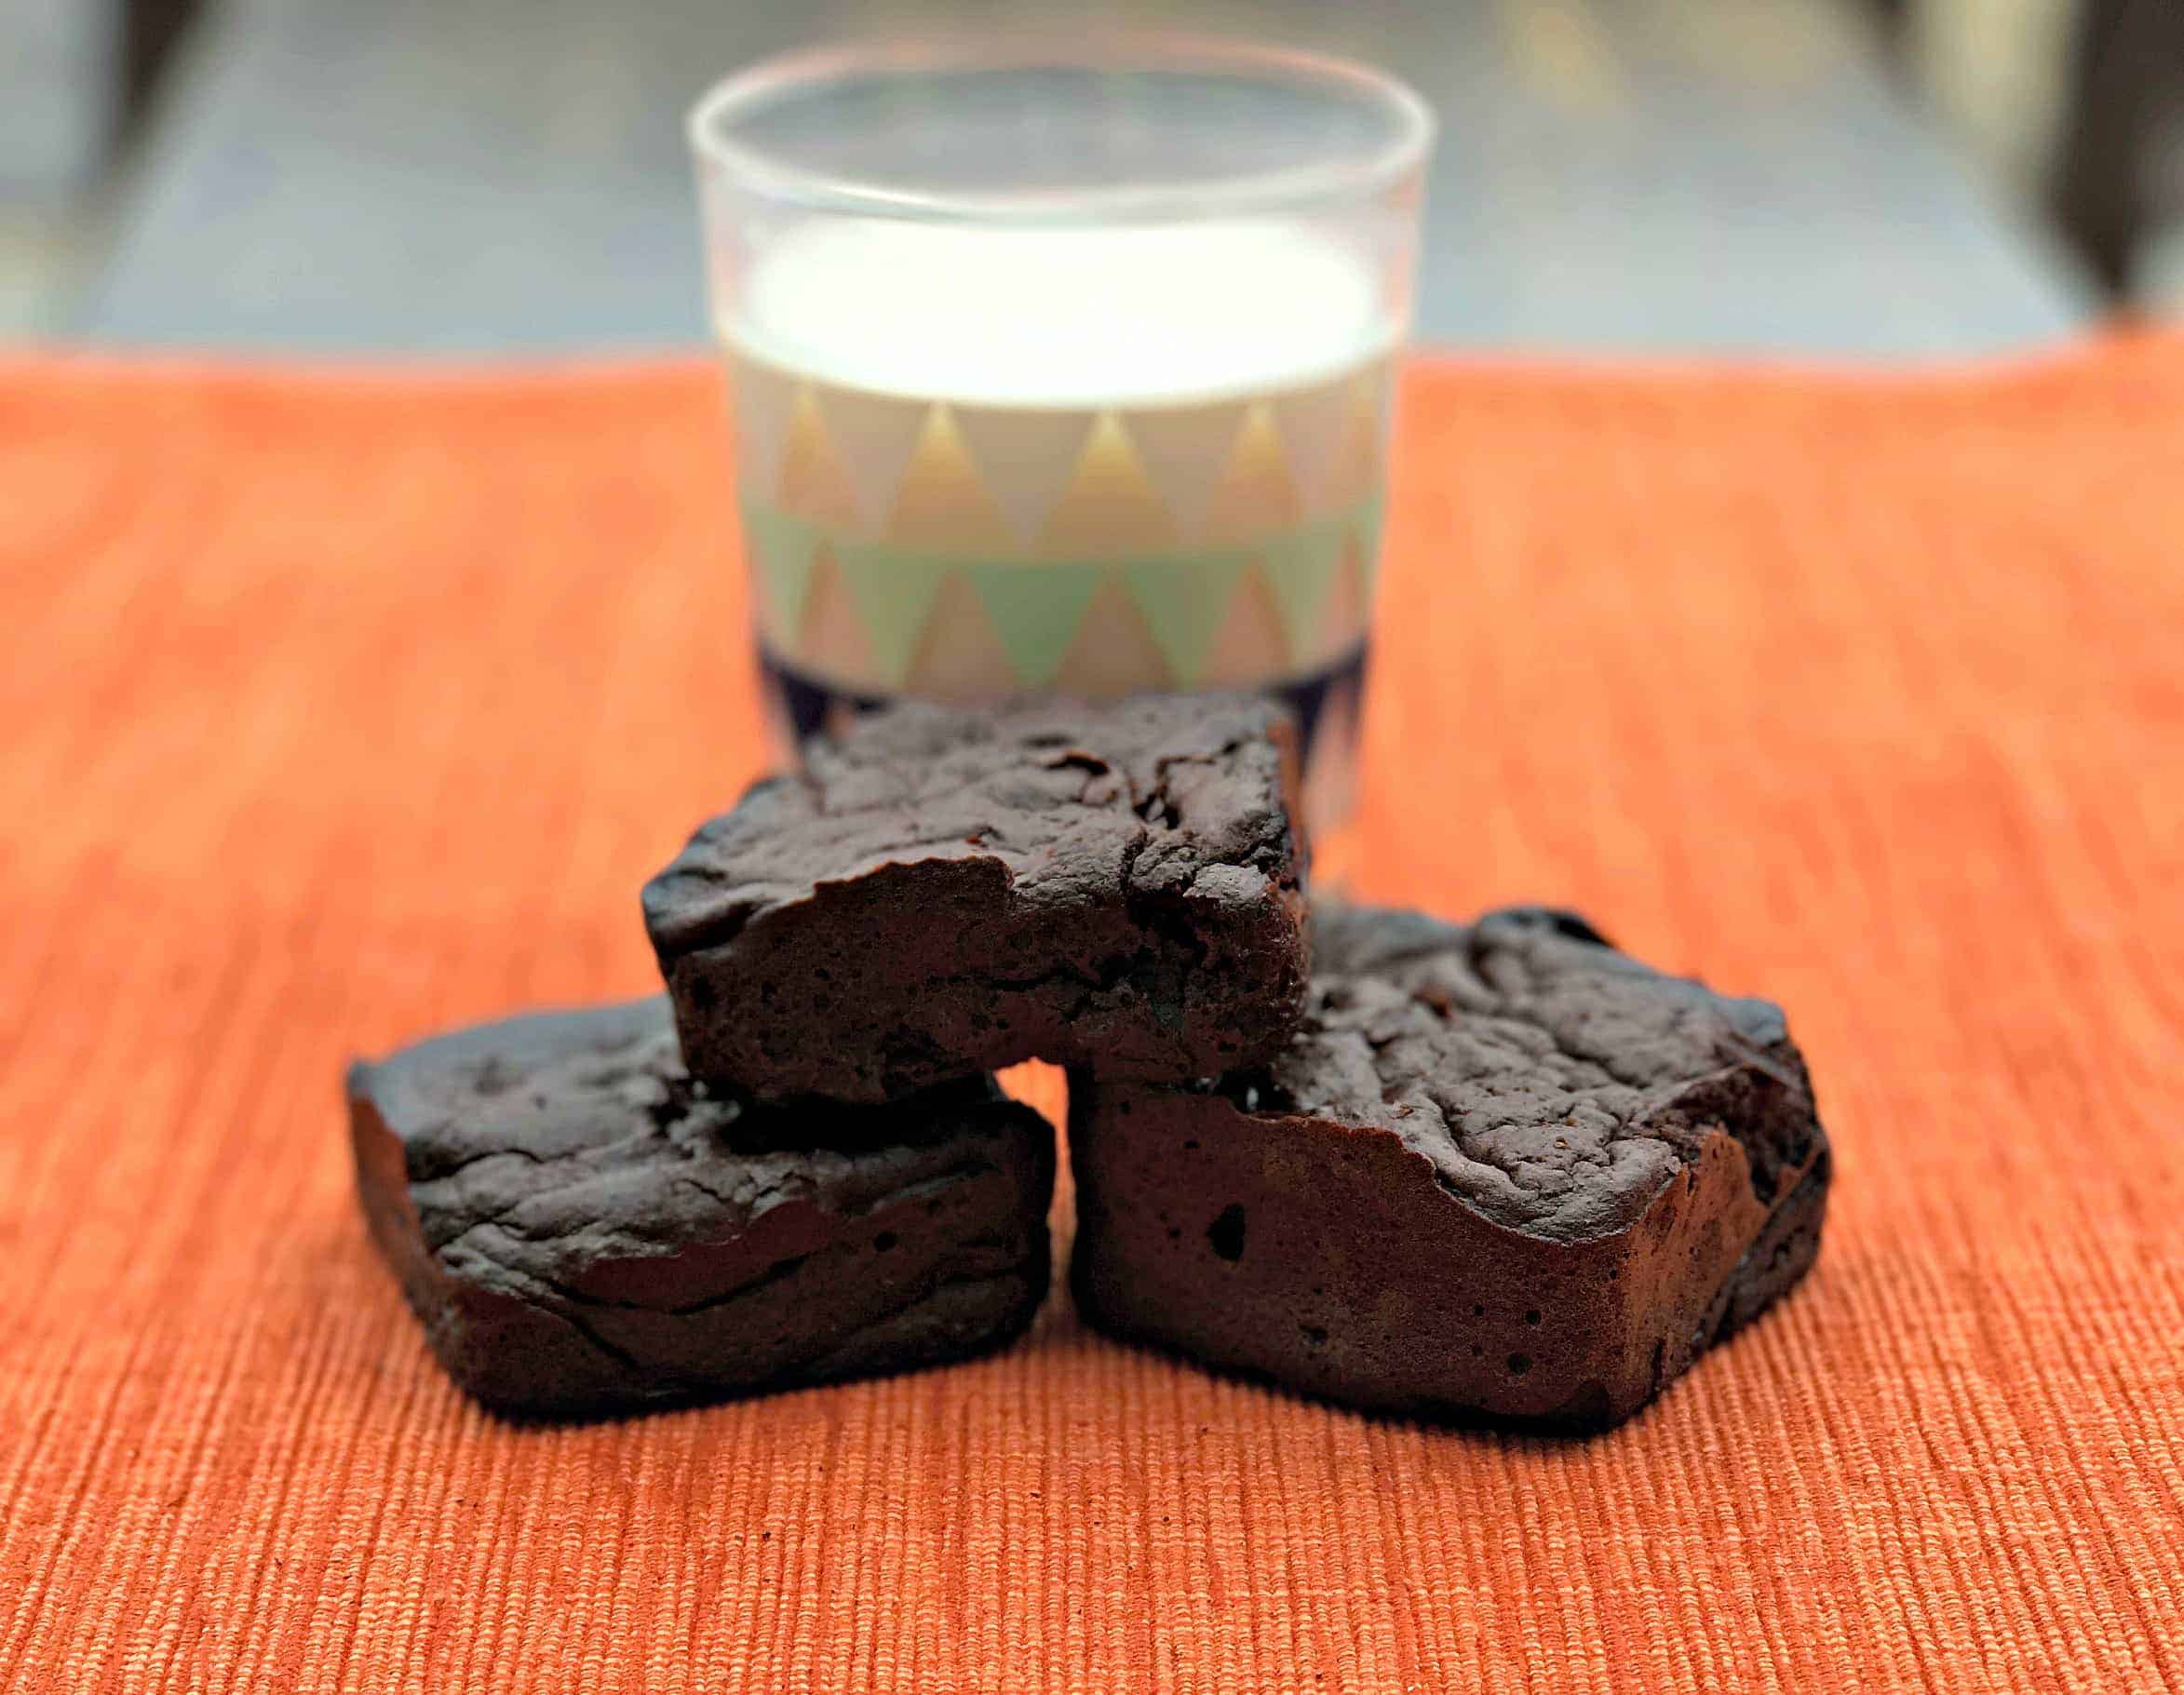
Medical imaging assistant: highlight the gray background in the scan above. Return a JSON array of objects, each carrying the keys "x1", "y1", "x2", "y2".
[{"x1": 5, "y1": 0, "x2": 2104, "y2": 356}]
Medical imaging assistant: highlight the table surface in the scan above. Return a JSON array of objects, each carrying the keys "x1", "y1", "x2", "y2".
[
  {"x1": 70, "y1": 0, "x2": 2092, "y2": 355},
  {"x1": 2, "y1": 341, "x2": 2178, "y2": 1692}
]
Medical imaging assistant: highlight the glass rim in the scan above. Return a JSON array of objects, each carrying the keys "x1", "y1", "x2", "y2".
[{"x1": 687, "y1": 34, "x2": 1435, "y2": 224}]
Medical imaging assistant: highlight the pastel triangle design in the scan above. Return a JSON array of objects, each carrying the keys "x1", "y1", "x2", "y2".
[
  {"x1": 962, "y1": 561, "x2": 1108, "y2": 690},
  {"x1": 775, "y1": 384, "x2": 862, "y2": 529},
  {"x1": 1351, "y1": 496, "x2": 1387, "y2": 600},
  {"x1": 1052, "y1": 574, "x2": 1177, "y2": 698},
  {"x1": 1314, "y1": 531, "x2": 1370, "y2": 664},
  {"x1": 835, "y1": 546, "x2": 958, "y2": 688},
  {"x1": 1200, "y1": 561, "x2": 1295, "y2": 686},
  {"x1": 886, "y1": 408, "x2": 1017, "y2": 550},
  {"x1": 1202, "y1": 403, "x2": 1303, "y2": 543},
  {"x1": 816, "y1": 384, "x2": 935, "y2": 535},
  {"x1": 1039, "y1": 413, "x2": 1177, "y2": 555},
  {"x1": 1272, "y1": 375, "x2": 1354, "y2": 515},
  {"x1": 1333, "y1": 362, "x2": 1393, "y2": 508},
  {"x1": 1120, "y1": 554, "x2": 1248, "y2": 685},
  {"x1": 1124, "y1": 400, "x2": 1249, "y2": 543},
  {"x1": 903, "y1": 571, "x2": 1022, "y2": 702},
  {"x1": 951, "y1": 406, "x2": 1097, "y2": 547},
  {"x1": 1258, "y1": 523, "x2": 1347, "y2": 659},
  {"x1": 798, "y1": 543, "x2": 878, "y2": 686},
  {"x1": 739, "y1": 499, "x2": 818, "y2": 644},
  {"x1": 728, "y1": 353, "x2": 799, "y2": 499}
]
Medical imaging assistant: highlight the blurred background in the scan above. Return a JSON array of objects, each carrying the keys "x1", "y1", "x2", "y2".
[{"x1": 3, "y1": 0, "x2": 2179, "y2": 356}]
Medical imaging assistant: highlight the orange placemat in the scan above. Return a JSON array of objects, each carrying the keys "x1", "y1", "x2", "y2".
[{"x1": 2, "y1": 342, "x2": 2179, "y2": 1693}]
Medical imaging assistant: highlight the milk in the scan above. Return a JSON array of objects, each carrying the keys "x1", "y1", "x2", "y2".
[{"x1": 724, "y1": 217, "x2": 1397, "y2": 408}]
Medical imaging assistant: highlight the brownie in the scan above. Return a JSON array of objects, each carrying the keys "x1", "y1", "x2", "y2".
[
  {"x1": 642, "y1": 695, "x2": 1309, "y2": 1102},
  {"x1": 348, "y1": 998, "x2": 1054, "y2": 1417},
  {"x1": 1070, "y1": 905, "x2": 1830, "y2": 1431}
]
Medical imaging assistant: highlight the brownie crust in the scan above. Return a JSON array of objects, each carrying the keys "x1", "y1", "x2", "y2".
[
  {"x1": 642, "y1": 695, "x2": 1309, "y2": 1102},
  {"x1": 349, "y1": 999, "x2": 1054, "y2": 1417},
  {"x1": 1070, "y1": 905, "x2": 1830, "y2": 1430}
]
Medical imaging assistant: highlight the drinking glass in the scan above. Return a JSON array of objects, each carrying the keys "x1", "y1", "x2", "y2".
[{"x1": 690, "y1": 35, "x2": 1432, "y2": 848}]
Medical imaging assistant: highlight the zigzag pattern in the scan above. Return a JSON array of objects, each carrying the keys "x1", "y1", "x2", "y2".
[{"x1": 727, "y1": 349, "x2": 1393, "y2": 701}]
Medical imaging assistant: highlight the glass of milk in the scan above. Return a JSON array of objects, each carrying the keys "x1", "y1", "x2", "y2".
[{"x1": 689, "y1": 36, "x2": 1431, "y2": 846}]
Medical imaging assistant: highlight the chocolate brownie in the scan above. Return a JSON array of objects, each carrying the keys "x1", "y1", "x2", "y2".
[
  {"x1": 348, "y1": 999, "x2": 1053, "y2": 1417},
  {"x1": 1070, "y1": 905, "x2": 1830, "y2": 1431},
  {"x1": 642, "y1": 695, "x2": 1309, "y2": 1102}
]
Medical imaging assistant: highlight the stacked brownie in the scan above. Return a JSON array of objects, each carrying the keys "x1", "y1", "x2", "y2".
[{"x1": 350, "y1": 694, "x2": 1828, "y2": 1429}]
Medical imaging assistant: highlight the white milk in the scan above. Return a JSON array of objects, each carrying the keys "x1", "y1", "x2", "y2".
[{"x1": 723, "y1": 217, "x2": 1395, "y2": 408}]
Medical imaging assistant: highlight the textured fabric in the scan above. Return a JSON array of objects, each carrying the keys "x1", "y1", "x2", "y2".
[{"x1": 3, "y1": 343, "x2": 2180, "y2": 1693}]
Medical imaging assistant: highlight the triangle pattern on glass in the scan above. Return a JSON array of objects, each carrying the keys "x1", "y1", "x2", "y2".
[
  {"x1": 1200, "y1": 561, "x2": 1294, "y2": 687},
  {"x1": 1120, "y1": 554, "x2": 1248, "y2": 685},
  {"x1": 1202, "y1": 403, "x2": 1303, "y2": 543},
  {"x1": 740, "y1": 499, "x2": 818, "y2": 646},
  {"x1": 835, "y1": 546, "x2": 957, "y2": 688},
  {"x1": 1125, "y1": 400, "x2": 1248, "y2": 544},
  {"x1": 1039, "y1": 412, "x2": 1177, "y2": 555},
  {"x1": 903, "y1": 571, "x2": 1022, "y2": 703},
  {"x1": 1052, "y1": 574, "x2": 1177, "y2": 699},
  {"x1": 885, "y1": 407, "x2": 1017, "y2": 551},
  {"x1": 799, "y1": 543, "x2": 879, "y2": 687},
  {"x1": 951, "y1": 406, "x2": 1097, "y2": 548},
  {"x1": 818, "y1": 383, "x2": 936, "y2": 536},
  {"x1": 1313, "y1": 530, "x2": 1371, "y2": 665},
  {"x1": 963, "y1": 561, "x2": 1108, "y2": 691},
  {"x1": 776, "y1": 383, "x2": 862, "y2": 529},
  {"x1": 1272, "y1": 373, "x2": 1354, "y2": 516},
  {"x1": 1351, "y1": 497, "x2": 1387, "y2": 601},
  {"x1": 1332, "y1": 360, "x2": 1393, "y2": 509},
  {"x1": 1258, "y1": 523, "x2": 1346, "y2": 660},
  {"x1": 728, "y1": 352, "x2": 800, "y2": 498}
]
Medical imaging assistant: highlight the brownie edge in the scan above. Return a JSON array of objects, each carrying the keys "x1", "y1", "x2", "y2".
[{"x1": 348, "y1": 998, "x2": 1054, "y2": 1418}]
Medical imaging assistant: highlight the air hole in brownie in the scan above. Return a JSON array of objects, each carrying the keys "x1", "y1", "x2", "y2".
[
  {"x1": 1301, "y1": 1325, "x2": 1328, "y2": 1347},
  {"x1": 1470, "y1": 1343, "x2": 1484, "y2": 1357},
  {"x1": 1507, "y1": 1353, "x2": 1532, "y2": 1376},
  {"x1": 688, "y1": 979, "x2": 716, "y2": 1014},
  {"x1": 1167, "y1": 1227, "x2": 1181, "y2": 1242},
  {"x1": 1525, "y1": 1310, "x2": 1541, "y2": 1326},
  {"x1": 1471, "y1": 1303, "x2": 1486, "y2": 1318},
  {"x1": 1182, "y1": 1139, "x2": 1199, "y2": 1151},
  {"x1": 874, "y1": 1231, "x2": 897, "y2": 1253},
  {"x1": 1207, "y1": 1204, "x2": 1247, "y2": 1262},
  {"x1": 815, "y1": 967, "x2": 832, "y2": 982}
]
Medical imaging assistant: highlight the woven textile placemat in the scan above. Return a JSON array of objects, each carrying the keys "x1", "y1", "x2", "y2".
[{"x1": 2, "y1": 343, "x2": 2178, "y2": 1692}]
